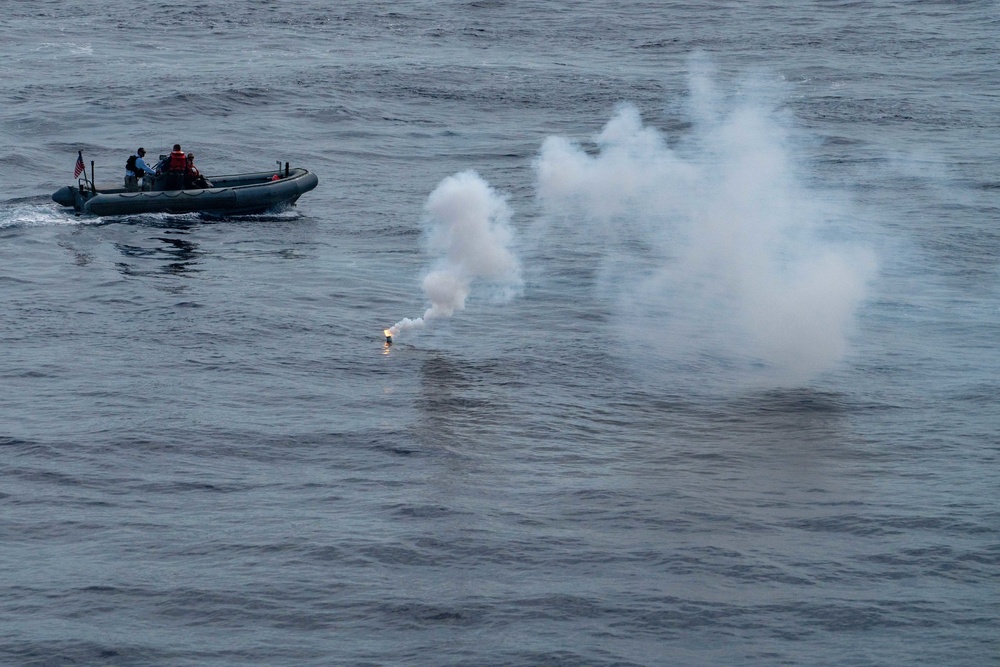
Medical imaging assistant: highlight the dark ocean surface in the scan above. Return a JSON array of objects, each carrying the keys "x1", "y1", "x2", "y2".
[{"x1": 1, "y1": 1, "x2": 998, "y2": 665}]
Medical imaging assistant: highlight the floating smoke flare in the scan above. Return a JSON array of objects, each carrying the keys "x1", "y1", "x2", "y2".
[{"x1": 384, "y1": 170, "x2": 522, "y2": 341}]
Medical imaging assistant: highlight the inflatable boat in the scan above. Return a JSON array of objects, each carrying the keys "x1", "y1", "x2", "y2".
[{"x1": 53, "y1": 164, "x2": 319, "y2": 217}]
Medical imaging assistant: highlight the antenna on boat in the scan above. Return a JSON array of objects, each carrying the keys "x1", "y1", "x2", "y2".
[{"x1": 90, "y1": 161, "x2": 96, "y2": 194}]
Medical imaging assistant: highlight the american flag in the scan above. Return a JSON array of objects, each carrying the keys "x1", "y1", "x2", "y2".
[{"x1": 74, "y1": 151, "x2": 85, "y2": 179}]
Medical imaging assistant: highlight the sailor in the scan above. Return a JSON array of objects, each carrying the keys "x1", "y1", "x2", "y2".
[
  {"x1": 164, "y1": 144, "x2": 187, "y2": 190},
  {"x1": 184, "y1": 153, "x2": 212, "y2": 189},
  {"x1": 124, "y1": 147, "x2": 157, "y2": 192}
]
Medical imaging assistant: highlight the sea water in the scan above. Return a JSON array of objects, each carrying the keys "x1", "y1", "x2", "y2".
[{"x1": 1, "y1": 1, "x2": 998, "y2": 665}]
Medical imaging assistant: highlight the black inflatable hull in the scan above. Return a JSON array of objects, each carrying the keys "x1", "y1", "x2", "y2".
[{"x1": 53, "y1": 169, "x2": 318, "y2": 217}]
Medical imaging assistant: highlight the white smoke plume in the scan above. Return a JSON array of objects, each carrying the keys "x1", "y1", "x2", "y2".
[
  {"x1": 387, "y1": 170, "x2": 522, "y2": 338},
  {"x1": 535, "y1": 70, "x2": 876, "y2": 387}
]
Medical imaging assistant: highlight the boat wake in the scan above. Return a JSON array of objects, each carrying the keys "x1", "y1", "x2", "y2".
[
  {"x1": 0, "y1": 197, "x2": 92, "y2": 229},
  {"x1": 197, "y1": 206, "x2": 306, "y2": 223},
  {"x1": 106, "y1": 208, "x2": 307, "y2": 226},
  {"x1": 0, "y1": 197, "x2": 306, "y2": 230}
]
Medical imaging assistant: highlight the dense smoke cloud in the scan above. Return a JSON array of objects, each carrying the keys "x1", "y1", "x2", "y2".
[{"x1": 534, "y1": 74, "x2": 875, "y2": 386}]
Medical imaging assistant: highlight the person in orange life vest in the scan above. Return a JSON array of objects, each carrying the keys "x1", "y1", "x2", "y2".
[
  {"x1": 164, "y1": 144, "x2": 186, "y2": 190},
  {"x1": 183, "y1": 153, "x2": 212, "y2": 189},
  {"x1": 167, "y1": 144, "x2": 186, "y2": 170}
]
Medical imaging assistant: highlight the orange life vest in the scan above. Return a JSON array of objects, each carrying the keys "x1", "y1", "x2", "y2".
[{"x1": 168, "y1": 150, "x2": 186, "y2": 172}]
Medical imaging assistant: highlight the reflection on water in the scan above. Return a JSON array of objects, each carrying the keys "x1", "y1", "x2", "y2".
[
  {"x1": 114, "y1": 231, "x2": 202, "y2": 276},
  {"x1": 416, "y1": 353, "x2": 514, "y2": 449}
]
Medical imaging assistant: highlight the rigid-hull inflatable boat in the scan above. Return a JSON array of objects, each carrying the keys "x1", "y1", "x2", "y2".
[{"x1": 53, "y1": 167, "x2": 319, "y2": 217}]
